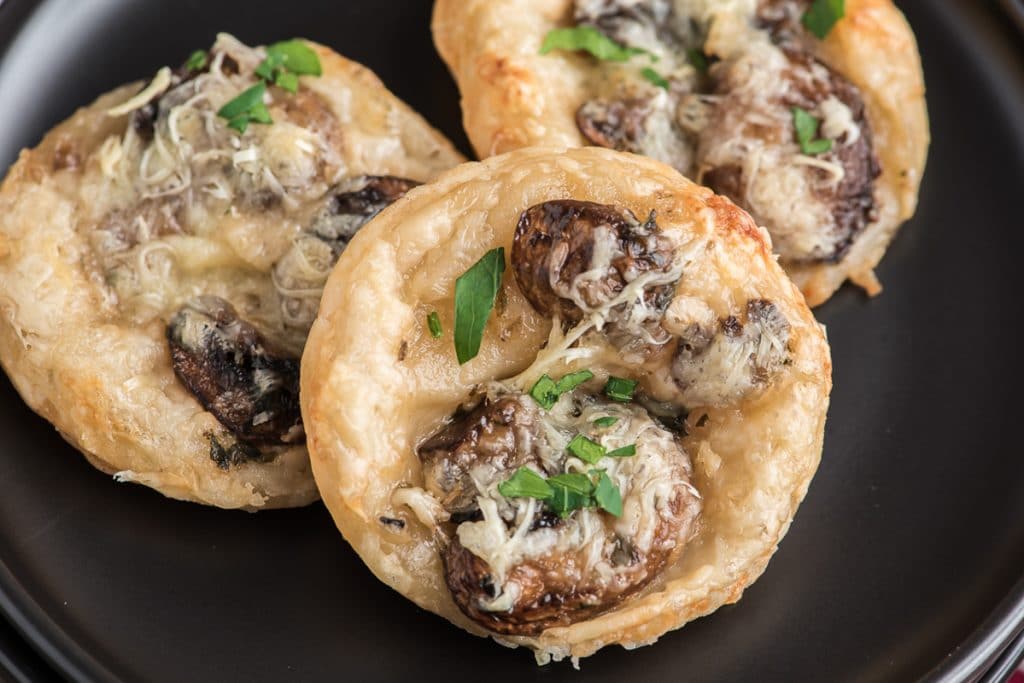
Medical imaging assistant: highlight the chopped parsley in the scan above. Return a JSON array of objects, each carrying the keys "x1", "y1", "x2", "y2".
[
  {"x1": 641, "y1": 67, "x2": 670, "y2": 90},
  {"x1": 606, "y1": 444, "x2": 637, "y2": 458},
  {"x1": 686, "y1": 48, "x2": 709, "y2": 74},
  {"x1": 498, "y1": 467, "x2": 553, "y2": 500},
  {"x1": 792, "y1": 106, "x2": 833, "y2": 155},
  {"x1": 567, "y1": 434, "x2": 606, "y2": 464},
  {"x1": 499, "y1": 467, "x2": 624, "y2": 518},
  {"x1": 604, "y1": 376, "x2": 638, "y2": 402},
  {"x1": 540, "y1": 26, "x2": 649, "y2": 62},
  {"x1": 217, "y1": 83, "x2": 272, "y2": 133},
  {"x1": 592, "y1": 470, "x2": 623, "y2": 517},
  {"x1": 453, "y1": 248, "x2": 505, "y2": 364},
  {"x1": 593, "y1": 416, "x2": 618, "y2": 428},
  {"x1": 529, "y1": 369, "x2": 594, "y2": 409},
  {"x1": 427, "y1": 311, "x2": 443, "y2": 339},
  {"x1": 256, "y1": 39, "x2": 323, "y2": 93},
  {"x1": 184, "y1": 49, "x2": 209, "y2": 72},
  {"x1": 802, "y1": 0, "x2": 845, "y2": 39}
]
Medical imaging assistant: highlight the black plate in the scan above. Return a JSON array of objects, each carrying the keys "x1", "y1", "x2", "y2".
[{"x1": 1, "y1": 0, "x2": 1022, "y2": 681}]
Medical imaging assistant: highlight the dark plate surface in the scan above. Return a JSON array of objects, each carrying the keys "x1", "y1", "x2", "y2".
[{"x1": 0, "y1": 0, "x2": 1022, "y2": 681}]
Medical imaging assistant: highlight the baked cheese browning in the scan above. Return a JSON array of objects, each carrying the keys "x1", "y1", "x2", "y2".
[
  {"x1": 512, "y1": 200, "x2": 675, "y2": 340},
  {"x1": 273, "y1": 175, "x2": 420, "y2": 331},
  {"x1": 666, "y1": 297, "x2": 791, "y2": 407},
  {"x1": 567, "y1": 0, "x2": 880, "y2": 263},
  {"x1": 419, "y1": 389, "x2": 700, "y2": 635},
  {"x1": 167, "y1": 296, "x2": 303, "y2": 446}
]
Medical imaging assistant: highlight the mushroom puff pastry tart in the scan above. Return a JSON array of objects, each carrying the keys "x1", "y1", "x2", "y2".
[
  {"x1": 302, "y1": 147, "x2": 832, "y2": 663},
  {"x1": 0, "y1": 34, "x2": 464, "y2": 509},
  {"x1": 432, "y1": 0, "x2": 929, "y2": 305}
]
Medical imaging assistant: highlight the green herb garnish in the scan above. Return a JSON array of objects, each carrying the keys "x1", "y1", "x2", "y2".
[
  {"x1": 540, "y1": 26, "x2": 648, "y2": 62},
  {"x1": 499, "y1": 467, "x2": 624, "y2": 519},
  {"x1": 792, "y1": 106, "x2": 833, "y2": 155},
  {"x1": 592, "y1": 470, "x2": 623, "y2": 517},
  {"x1": 567, "y1": 434, "x2": 606, "y2": 464},
  {"x1": 606, "y1": 444, "x2": 637, "y2": 458},
  {"x1": 217, "y1": 83, "x2": 272, "y2": 133},
  {"x1": 184, "y1": 49, "x2": 209, "y2": 72},
  {"x1": 687, "y1": 48, "x2": 709, "y2": 74},
  {"x1": 641, "y1": 67, "x2": 670, "y2": 90},
  {"x1": 546, "y1": 472, "x2": 597, "y2": 518},
  {"x1": 593, "y1": 416, "x2": 618, "y2": 428},
  {"x1": 802, "y1": 0, "x2": 845, "y2": 39},
  {"x1": 529, "y1": 369, "x2": 594, "y2": 409},
  {"x1": 427, "y1": 311, "x2": 443, "y2": 339},
  {"x1": 256, "y1": 39, "x2": 323, "y2": 93},
  {"x1": 498, "y1": 467, "x2": 553, "y2": 500},
  {"x1": 453, "y1": 247, "x2": 505, "y2": 364},
  {"x1": 604, "y1": 376, "x2": 638, "y2": 402}
]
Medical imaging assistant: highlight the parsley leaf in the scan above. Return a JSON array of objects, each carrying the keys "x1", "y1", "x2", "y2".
[
  {"x1": 540, "y1": 26, "x2": 648, "y2": 62},
  {"x1": 606, "y1": 444, "x2": 637, "y2": 458},
  {"x1": 546, "y1": 472, "x2": 596, "y2": 518},
  {"x1": 792, "y1": 106, "x2": 833, "y2": 155},
  {"x1": 427, "y1": 311, "x2": 443, "y2": 339},
  {"x1": 184, "y1": 49, "x2": 208, "y2": 72},
  {"x1": 218, "y1": 83, "x2": 272, "y2": 133},
  {"x1": 453, "y1": 248, "x2": 505, "y2": 364},
  {"x1": 264, "y1": 39, "x2": 322, "y2": 76},
  {"x1": 687, "y1": 48, "x2": 709, "y2": 74},
  {"x1": 498, "y1": 467, "x2": 553, "y2": 500},
  {"x1": 593, "y1": 416, "x2": 618, "y2": 428},
  {"x1": 593, "y1": 470, "x2": 623, "y2": 517},
  {"x1": 529, "y1": 369, "x2": 594, "y2": 410},
  {"x1": 802, "y1": 0, "x2": 845, "y2": 39},
  {"x1": 604, "y1": 376, "x2": 638, "y2": 402},
  {"x1": 567, "y1": 434, "x2": 606, "y2": 464},
  {"x1": 641, "y1": 67, "x2": 670, "y2": 90}
]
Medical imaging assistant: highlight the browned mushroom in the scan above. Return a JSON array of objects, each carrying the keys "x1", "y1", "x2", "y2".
[
  {"x1": 696, "y1": 45, "x2": 880, "y2": 262},
  {"x1": 421, "y1": 388, "x2": 701, "y2": 635},
  {"x1": 167, "y1": 296, "x2": 303, "y2": 447},
  {"x1": 670, "y1": 298, "x2": 791, "y2": 406},
  {"x1": 511, "y1": 200, "x2": 674, "y2": 327},
  {"x1": 310, "y1": 175, "x2": 421, "y2": 250},
  {"x1": 418, "y1": 395, "x2": 542, "y2": 520}
]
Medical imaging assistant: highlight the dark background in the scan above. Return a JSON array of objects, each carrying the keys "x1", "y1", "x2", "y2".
[{"x1": 1, "y1": 0, "x2": 1023, "y2": 681}]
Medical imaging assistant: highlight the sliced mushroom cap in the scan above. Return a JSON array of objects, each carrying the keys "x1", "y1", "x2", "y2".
[
  {"x1": 167, "y1": 296, "x2": 303, "y2": 446},
  {"x1": 512, "y1": 200, "x2": 674, "y2": 326},
  {"x1": 697, "y1": 43, "x2": 881, "y2": 263},
  {"x1": 273, "y1": 175, "x2": 420, "y2": 331},
  {"x1": 311, "y1": 175, "x2": 421, "y2": 248},
  {"x1": 418, "y1": 395, "x2": 543, "y2": 520},
  {"x1": 426, "y1": 391, "x2": 701, "y2": 635},
  {"x1": 574, "y1": 0, "x2": 677, "y2": 53},
  {"x1": 669, "y1": 298, "x2": 791, "y2": 407}
]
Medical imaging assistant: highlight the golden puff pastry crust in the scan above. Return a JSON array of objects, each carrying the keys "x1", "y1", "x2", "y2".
[
  {"x1": 0, "y1": 35, "x2": 464, "y2": 509},
  {"x1": 433, "y1": 0, "x2": 929, "y2": 305},
  {"x1": 302, "y1": 147, "x2": 832, "y2": 662}
]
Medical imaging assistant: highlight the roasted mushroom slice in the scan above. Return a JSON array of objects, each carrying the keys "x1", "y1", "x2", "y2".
[
  {"x1": 574, "y1": 0, "x2": 676, "y2": 50},
  {"x1": 668, "y1": 298, "x2": 791, "y2": 407},
  {"x1": 512, "y1": 200, "x2": 675, "y2": 333},
  {"x1": 420, "y1": 389, "x2": 701, "y2": 636},
  {"x1": 696, "y1": 43, "x2": 881, "y2": 263},
  {"x1": 167, "y1": 296, "x2": 303, "y2": 446},
  {"x1": 419, "y1": 395, "x2": 542, "y2": 519},
  {"x1": 273, "y1": 175, "x2": 420, "y2": 330},
  {"x1": 577, "y1": 94, "x2": 694, "y2": 172}
]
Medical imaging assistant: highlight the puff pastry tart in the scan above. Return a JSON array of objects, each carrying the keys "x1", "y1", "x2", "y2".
[
  {"x1": 0, "y1": 34, "x2": 463, "y2": 509},
  {"x1": 302, "y1": 147, "x2": 832, "y2": 662},
  {"x1": 433, "y1": 0, "x2": 929, "y2": 305}
]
